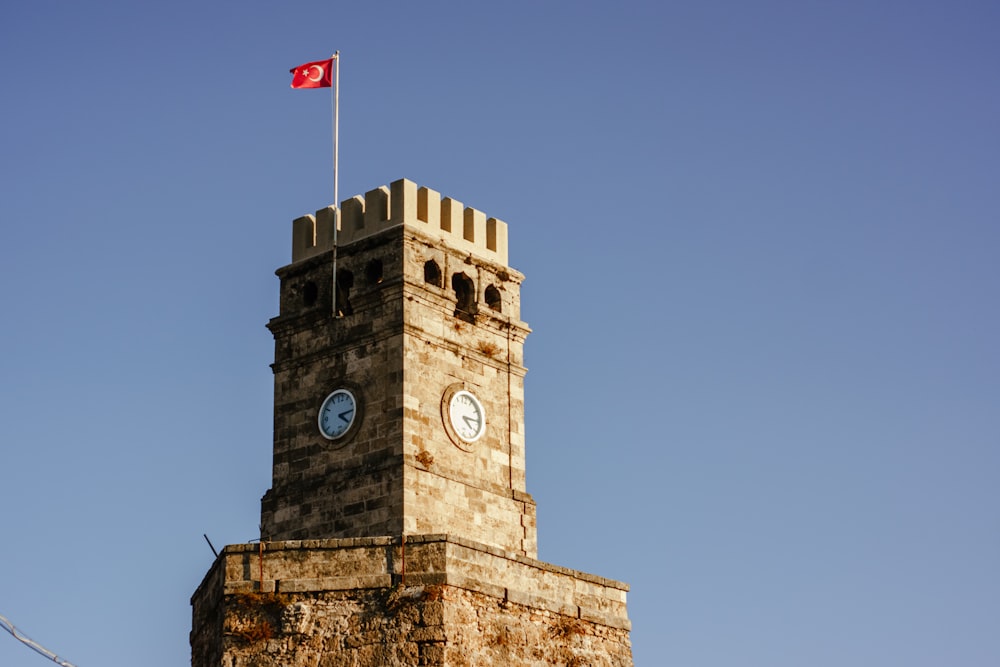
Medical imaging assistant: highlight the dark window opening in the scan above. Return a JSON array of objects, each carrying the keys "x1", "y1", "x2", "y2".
[
  {"x1": 452, "y1": 272, "x2": 476, "y2": 322},
  {"x1": 303, "y1": 281, "x2": 318, "y2": 307},
  {"x1": 424, "y1": 260, "x2": 442, "y2": 287},
  {"x1": 365, "y1": 259, "x2": 383, "y2": 285},
  {"x1": 336, "y1": 269, "x2": 354, "y2": 316},
  {"x1": 485, "y1": 285, "x2": 502, "y2": 313}
]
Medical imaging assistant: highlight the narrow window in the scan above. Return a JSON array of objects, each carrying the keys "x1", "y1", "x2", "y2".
[
  {"x1": 452, "y1": 272, "x2": 476, "y2": 321},
  {"x1": 485, "y1": 285, "x2": 502, "y2": 313},
  {"x1": 424, "y1": 260, "x2": 442, "y2": 287},
  {"x1": 365, "y1": 259, "x2": 383, "y2": 285},
  {"x1": 336, "y1": 269, "x2": 354, "y2": 316},
  {"x1": 303, "y1": 281, "x2": 318, "y2": 306}
]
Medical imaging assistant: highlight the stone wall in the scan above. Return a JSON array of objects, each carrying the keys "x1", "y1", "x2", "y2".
[
  {"x1": 262, "y1": 217, "x2": 536, "y2": 557},
  {"x1": 400, "y1": 224, "x2": 535, "y2": 557},
  {"x1": 261, "y1": 228, "x2": 408, "y2": 541},
  {"x1": 190, "y1": 536, "x2": 632, "y2": 667}
]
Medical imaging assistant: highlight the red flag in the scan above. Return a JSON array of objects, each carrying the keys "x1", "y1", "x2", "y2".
[{"x1": 290, "y1": 58, "x2": 334, "y2": 89}]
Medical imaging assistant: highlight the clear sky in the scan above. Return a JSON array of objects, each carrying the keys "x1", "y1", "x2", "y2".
[{"x1": 1, "y1": 1, "x2": 998, "y2": 665}]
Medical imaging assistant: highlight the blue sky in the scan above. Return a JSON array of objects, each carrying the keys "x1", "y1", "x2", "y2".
[{"x1": 2, "y1": 1, "x2": 998, "y2": 665}]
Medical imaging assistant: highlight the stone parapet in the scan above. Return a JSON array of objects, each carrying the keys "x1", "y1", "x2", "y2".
[
  {"x1": 193, "y1": 534, "x2": 629, "y2": 631},
  {"x1": 292, "y1": 179, "x2": 509, "y2": 266}
]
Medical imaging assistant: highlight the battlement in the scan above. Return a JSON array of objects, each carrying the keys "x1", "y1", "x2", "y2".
[{"x1": 291, "y1": 178, "x2": 509, "y2": 266}]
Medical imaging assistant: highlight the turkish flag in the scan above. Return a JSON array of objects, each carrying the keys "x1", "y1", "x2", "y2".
[{"x1": 290, "y1": 58, "x2": 334, "y2": 89}]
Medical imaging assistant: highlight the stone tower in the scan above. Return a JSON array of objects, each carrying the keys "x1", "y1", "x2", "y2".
[{"x1": 190, "y1": 179, "x2": 632, "y2": 666}]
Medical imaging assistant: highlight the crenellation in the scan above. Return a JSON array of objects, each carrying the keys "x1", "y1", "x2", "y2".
[
  {"x1": 364, "y1": 185, "x2": 390, "y2": 228},
  {"x1": 440, "y1": 196, "x2": 462, "y2": 234},
  {"x1": 291, "y1": 214, "x2": 317, "y2": 261},
  {"x1": 291, "y1": 178, "x2": 509, "y2": 266},
  {"x1": 486, "y1": 216, "x2": 504, "y2": 253},
  {"x1": 417, "y1": 184, "x2": 440, "y2": 224},
  {"x1": 464, "y1": 206, "x2": 486, "y2": 243},
  {"x1": 342, "y1": 196, "x2": 364, "y2": 232},
  {"x1": 315, "y1": 205, "x2": 337, "y2": 250},
  {"x1": 391, "y1": 178, "x2": 419, "y2": 222}
]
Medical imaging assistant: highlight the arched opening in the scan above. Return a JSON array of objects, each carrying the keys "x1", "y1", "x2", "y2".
[
  {"x1": 335, "y1": 269, "x2": 354, "y2": 316},
  {"x1": 452, "y1": 272, "x2": 476, "y2": 322},
  {"x1": 485, "y1": 285, "x2": 502, "y2": 313},
  {"x1": 365, "y1": 259, "x2": 383, "y2": 285},
  {"x1": 424, "y1": 260, "x2": 442, "y2": 287}
]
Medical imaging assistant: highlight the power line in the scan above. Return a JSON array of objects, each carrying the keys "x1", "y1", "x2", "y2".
[{"x1": 0, "y1": 612, "x2": 78, "y2": 667}]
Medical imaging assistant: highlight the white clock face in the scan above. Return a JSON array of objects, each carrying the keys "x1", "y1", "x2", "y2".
[
  {"x1": 318, "y1": 389, "x2": 357, "y2": 440},
  {"x1": 449, "y1": 390, "x2": 486, "y2": 443}
]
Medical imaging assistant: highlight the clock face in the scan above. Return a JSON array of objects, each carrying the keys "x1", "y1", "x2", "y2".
[
  {"x1": 449, "y1": 390, "x2": 486, "y2": 443},
  {"x1": 318, "y1": 389, "x2": 357, "y2": 440}
]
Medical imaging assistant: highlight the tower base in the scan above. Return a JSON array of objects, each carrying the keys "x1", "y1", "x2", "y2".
[{"x1": 191, "y1": 535, "x2": 632, "y2": 666}]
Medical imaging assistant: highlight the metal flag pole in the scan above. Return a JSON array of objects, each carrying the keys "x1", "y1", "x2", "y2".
[{"x1": 331, "y1": 51, "x2": 340, "y2": 316}]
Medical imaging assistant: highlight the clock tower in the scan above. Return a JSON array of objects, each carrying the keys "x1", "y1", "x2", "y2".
[
  {"x1": 259, "y1": 178, "x2": 536, "y2": 557},
  {"x1": 190, "y1": 179, "x2": 632, "y2": 667}
]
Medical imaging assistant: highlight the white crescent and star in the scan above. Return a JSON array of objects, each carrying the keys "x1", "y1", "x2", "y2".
[{"x1": 306, "y1": 65, "x2": 324, "y2": 82}]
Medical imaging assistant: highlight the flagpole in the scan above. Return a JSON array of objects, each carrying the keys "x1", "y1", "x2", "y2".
[
  {"x1": 332, "y1": 51, "x2": 340, "y2": 215},
  {"x1": 331, "y1": 51, "x2": 340, "y2": 316}
]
